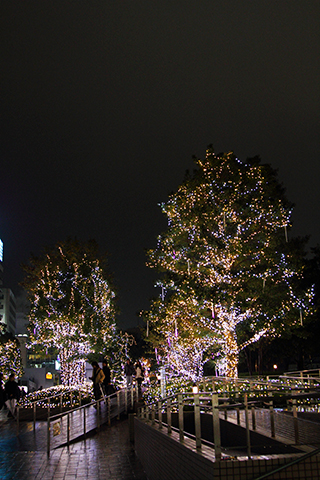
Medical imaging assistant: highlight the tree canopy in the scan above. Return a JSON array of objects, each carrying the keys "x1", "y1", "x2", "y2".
[
  {"x1": 23, "y1": 238, "x2": 117, "y2": 385},
  {"x1": 0, "y1": 324, "x2": 24, "y2": 380},
  {"x1": 145, "y1": 147, "x2": 313, "y2": 378}
]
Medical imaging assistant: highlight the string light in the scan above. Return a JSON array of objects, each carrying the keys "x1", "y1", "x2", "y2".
[
  {"x1": 24, "y1": 240, "x2": 117, "y2": 386},
  {"x1": 145, "y1": 148, "x2": 314, "y2": 378},
  {"x1": 0, "y1": 325, "x2": 24, "y2": 380}
]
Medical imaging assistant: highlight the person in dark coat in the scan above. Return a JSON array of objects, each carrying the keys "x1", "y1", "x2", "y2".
[
  {"x1": 124, "y1": 359, "x2": 135, "y2": 387},
  {"x1": 102, "y1": 359, "x2": 112, "y2": 396},
  {"x1": 5, "y1": 373, "x2": 21, "y2": 418}
]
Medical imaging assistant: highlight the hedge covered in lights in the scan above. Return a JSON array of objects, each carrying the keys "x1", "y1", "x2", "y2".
[{"x1": 18, "y1": 384, "x2": 93, "y2": 409}]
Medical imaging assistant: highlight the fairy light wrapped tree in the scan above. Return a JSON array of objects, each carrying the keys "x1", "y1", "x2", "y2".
[
  {"x1": 146, "y1": 147, "x2": 313, "y2": 378},
  {"x1": 0, "y1": 324, "x2": 24, "y2": 380},
  {"x1": 23, "y1": 238, "x2": 117, "y2": 386}
]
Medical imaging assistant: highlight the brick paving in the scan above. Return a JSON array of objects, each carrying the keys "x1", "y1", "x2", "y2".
[{"x1": 0, "y1": 409, "x2": 148, "y2": 480}]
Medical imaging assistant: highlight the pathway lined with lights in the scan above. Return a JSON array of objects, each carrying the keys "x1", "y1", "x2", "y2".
[{"x1": 0, "y1": 409, "x2": 147, "y2": 480}]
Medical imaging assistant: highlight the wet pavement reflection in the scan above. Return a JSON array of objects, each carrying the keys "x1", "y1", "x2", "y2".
[{"x1": 0, "y1": 410, "x2": 148, "y2": 480}]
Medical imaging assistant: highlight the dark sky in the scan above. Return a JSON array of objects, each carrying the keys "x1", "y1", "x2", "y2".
[{"x1": 1, "y1": 1, "x2": 319, "y2": 328}]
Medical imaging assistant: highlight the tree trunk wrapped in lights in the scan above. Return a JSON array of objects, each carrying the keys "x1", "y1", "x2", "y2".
[
  {"x1": 0, "y1": 325, "x2": 24, "y2": 380},
  {"x1": 23, "y1": 239, "x2": 117, "y2": 386},
  {"x1": 146, "y1": 147, "x2": 314, "y2": 378}
]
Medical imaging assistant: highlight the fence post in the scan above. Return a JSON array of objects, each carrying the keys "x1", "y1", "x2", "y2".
[
  {"x1": 158, "y1": 400, "x2": 162, "y2": 429},
  {"x1": 292, "y1": 399, "x2": 299, "y2": 444},
  {"x1": 47, "y1": 416, "x2": 50, "y2": 457},
  {"x1": 167, "y1": 398, "x2": 172, "y2": 434},
  {"x1": 151, "y1": 404, "x2": 155, "y2": 425},
  {"x1": 33, "y1": 402, "x2": 36, "y2": 432},
  {"x1": 125, "y1": 388, "x2": 128, "y2": 414},
  {"x1": 194, "y1": 393, "x2": 201, "y2": 450},
  {"x1": 251, "y1": 404, "x2": 256, "y2": 431},
  {"x1": 212, "y1": 393, "x2": 221, "y2": 461},
  {"x1": 83, "y1": 406, "x2": 86, "y2": 439},
  {"x1": 16, "y1": 405, "x2": 19, "y2": 434},
  {"x1": 178, "y1": 394, "x2": 184, "y2": 443},
  {"x1": 269, "y1": 400, "x2": 275, "y2": 438},
  {"x1": 107, "y1": 397, "x2": 111, "y2": 426},
  {"x1": 97, "y1": 400, "x2": 100, "y2": 431},
  {"x1": 117, "y1": 390, "x2": 120, "y2": 420},
  {"x1": 244, "y1": 394, "x2": 251, "y2": 459},
  {"x1": 224, "y1": 400, "x2": 228, "y2": 420},
  {"x1": 67, "y1": 413, "x2": 70, "y2": 446},
  {"x1": 60, "y1": 394, "x2": 63, "y2": 413},
  {"x1": 235, "y1": 387, "x2": 240, "y2": 424}
]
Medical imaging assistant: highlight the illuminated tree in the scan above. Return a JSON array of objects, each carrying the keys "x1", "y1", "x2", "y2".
[
  {"x1": 23, "y1": 239, "x2": 117, "y2": 386},
  {"x1": 0, "y1": 324, "x2": 24, "y2": 380},
  {"x1": 146, "y1": 147, "x2": 313, "y2": 378}
]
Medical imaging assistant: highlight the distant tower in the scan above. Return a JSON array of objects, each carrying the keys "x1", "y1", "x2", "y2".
[
  {"x1": 0, "y1": 239, "x2": 17, "y2": 335},
  {"x1": 0, "y1": 239, "x2": 3, "y2": 286}
]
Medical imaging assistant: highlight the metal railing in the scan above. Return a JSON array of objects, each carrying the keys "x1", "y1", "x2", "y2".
[
  {"x1": 137, "y1": 390, "x2": 320, "y2": 461},
  {"x1": 16, "y1": 388, "x2": 83, "y2": 433},
  {"x1": 46, "y1": 385, "x2": 137, "y2": 455}
]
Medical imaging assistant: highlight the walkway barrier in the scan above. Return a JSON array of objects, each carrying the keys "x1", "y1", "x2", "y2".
[
  {"x1": 16, "y1": 385, "x2": 138, "y2": 456},
  {"x1": 45, "y1": 386, "x2": 137, "y2": 455},
  {"x1": 137, "y1": 389, "x2": 320, "y2": 461},
  {"x1": 16, "y1": 388, "x2": 82, "y2": 434}
]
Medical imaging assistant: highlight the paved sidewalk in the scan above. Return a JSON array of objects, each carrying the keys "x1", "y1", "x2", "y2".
[{"x1": 0, "y1": 410, "x2": 148, "y2": 480}]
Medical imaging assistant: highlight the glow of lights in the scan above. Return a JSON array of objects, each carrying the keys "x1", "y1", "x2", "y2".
[{"x1": 145, "y1": 148, "x2": 314, "y2": 379}]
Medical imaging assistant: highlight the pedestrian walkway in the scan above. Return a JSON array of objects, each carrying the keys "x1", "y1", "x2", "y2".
[{"x1": 0, "y1": 410, "x2": 148, "y2": 480}]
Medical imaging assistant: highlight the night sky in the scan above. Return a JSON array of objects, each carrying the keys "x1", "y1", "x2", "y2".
[{"x1": 1, "y1": 2, "x2": 319, "y2": 328}]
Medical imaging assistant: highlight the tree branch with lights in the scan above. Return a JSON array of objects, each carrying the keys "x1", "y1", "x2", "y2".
[
  {"x1": 146, "y1": 147, "x2": 314, "y2": 378},
  {"x1": 23, "y1": 238, "x2": 117, "y2": 386}
]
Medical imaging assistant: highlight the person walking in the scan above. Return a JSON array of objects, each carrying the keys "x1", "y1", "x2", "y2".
[
  {"x1": 124, "y1": 359, "x2": 134, "y2": 388},
  {"x1": 0, "y1": 372, "x2": 5, "y2": 410},
  {"x1": 5, "y1": 373, "x2": 21, "y2": 418},
  {"x1": 102, "y1": 359, "x2": 112, "y2": 396},
  {"x1": 90, "y1": 361, "x2": 105, "y2": 402},
  {"x1": 135, "y1": 361, "x2": 144, "y2": 399}
]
